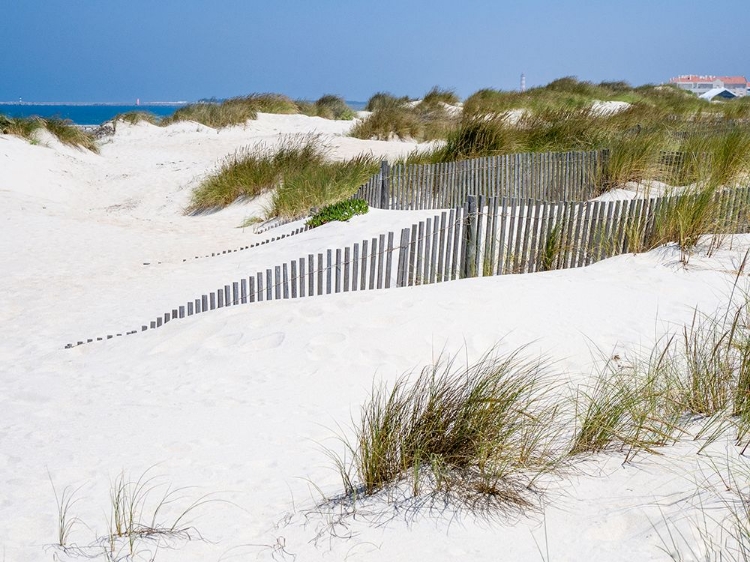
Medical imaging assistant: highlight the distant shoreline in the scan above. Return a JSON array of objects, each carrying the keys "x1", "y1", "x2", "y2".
[{"x1": 0, "y1": 101, "x2": 189, "y2": 106}]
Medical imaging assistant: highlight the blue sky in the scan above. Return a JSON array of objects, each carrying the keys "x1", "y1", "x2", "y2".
[{"x1": 2, "y1": 0, "x2": 748, "y2": 102}]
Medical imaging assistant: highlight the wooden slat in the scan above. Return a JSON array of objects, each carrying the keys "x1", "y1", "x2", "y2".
[
  {"x1": 317, "y1": 253, "x2": 324, "y2": 296},
  {"x1": 385, "y1": 232, "x2": 395, "y2": 289},
  {"x1": 437, "y1": 211, "x2": 447, "y2": 282},
  {"x1": 282, "y1": 264, "x2": 290, "y2": 299},
  {"x1": 444, "y1": 209, "x2": 455, "y2": 282},
  {"x1": 299, "y1": 257, "x2": 306, "y2": 298},
  {"x1": 343, "y1": 247, "x2": 351, "y2": 292},
  {"x1": 351, "y1": 244, "x2": 359, "y2": 292},
  {"x1": 361, "y1": 240, "x2": 369, "y2": 291},
  {"x1": 416, "y1": 220, "x2": 425, "y2": 284},
  {"x1": 424, "y1": 217, "x2": 433, "y2": 283},
  {"x1": 335, "y1": 248, "x2": 342, "y2": 293},
  {"x1": 327, "y1": 249, "x2": 333, "y2": 294},
  {"x1": 369, "y1": 237, "x2": 378, "y2": 289}
]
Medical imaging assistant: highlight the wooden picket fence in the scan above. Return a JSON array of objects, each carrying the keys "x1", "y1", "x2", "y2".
[
  {"x1": 66, "y1": 186, "x2": 750, "y2": 348},
  {"x1": 353, "y1": 149, "x2": 609, "y2": 210}
]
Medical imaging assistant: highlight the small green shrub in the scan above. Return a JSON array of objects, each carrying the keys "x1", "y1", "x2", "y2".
[{"x1": 306, "y1": 199, "x2": 369, "y2": 227}]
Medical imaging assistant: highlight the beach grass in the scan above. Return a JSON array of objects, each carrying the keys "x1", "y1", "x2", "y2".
[
  {"x1": 113, "y1": 111, "x2": 159, "y2": 126},
  {"x1": 162, "y1": 93, "x2": 354, "y2": 129},
  {"x1": 189, "y1": 135, "x2": 378, "y2": 218},
  {"x1": 333, "y1": 348, "x2": 564, "y2": 510},
  {"x1": 329, "y1": 283, "x2": 750, "y2": 513},
  {"x1": 0, "y1": 114, "x2": 98, "y2": 152},
  {"x1": 351, "y1": 86, "x2": 459, "y2": 141}
]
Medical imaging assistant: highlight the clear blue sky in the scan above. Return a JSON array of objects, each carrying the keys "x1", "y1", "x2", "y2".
[{"x1": 2, "y1": 0, "x2": 748, "y2": 102}]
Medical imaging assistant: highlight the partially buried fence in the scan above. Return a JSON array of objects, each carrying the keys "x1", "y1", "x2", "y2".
[
  {"x1": 66, "y1": 187, "x2": 750, "y2": 348},
  {"x1": 353, "y1": 149, "x2": 609, "y2": 210}
]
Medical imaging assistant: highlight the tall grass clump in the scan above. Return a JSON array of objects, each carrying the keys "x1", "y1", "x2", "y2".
[
  {"x1": 570, "y1": 344, "x2": 682, "y2": 460},
  {"x1": 351, "y1": 87, "x2": 459, "y2": 141},
  {"x1": 350, "y1": 105, "x2": 425, "y2": 140},
  {"x1": 0, "y1": 114, "x2": 45, "y2": 140},
  {"x1": 271, "y1": 153, "x2": 377, "y2": 218},
  {"x1": 649, "y1": 186, "x2": 722, "y2": 262},
  {"x1": 438, "y1": 115, "x2": 519, "y2": 161},
  {"x1": 0, "y1": 115, "x2": 98, "y2": 152},
  {"x1": 190, "y1": 135, "x2": 378, "y2": 218},
  {"x1": 162, "y1": 94, "x2": 297, "y2": 128},
  {"x1": 162, "y1": 98, "x2": 257, "y2": 128},
  {"x1": 48, "y1": 120, "x2": 99, "y2": 153},
  {"x1": 365, "y1": 92, "x2": 411, "y2": 112},
  {"x1": 335, "y1": 349, "x2": 564, "y2": 511},
  {"x1": 420, "y1": 86, "x2": 459, "y2": 107},
  {"x1": 310, "y1": 95, "x2": 355, "y2": 120}
]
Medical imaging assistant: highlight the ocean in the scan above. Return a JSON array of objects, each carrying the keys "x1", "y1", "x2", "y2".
[
  {"x1": 0, "y1": 104, "x2": 185, "y2": 126},
  {"x1": 0, "y1": 101, "x2": 368, "y2": 126}
]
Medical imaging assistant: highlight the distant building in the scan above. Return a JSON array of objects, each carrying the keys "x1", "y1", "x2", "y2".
[
  {"x1": 669, "y1": 75, "x2": 748, "y2": 98},
  {"x1": 699, "y1": 88, "x2": 737, "y2": 101}
]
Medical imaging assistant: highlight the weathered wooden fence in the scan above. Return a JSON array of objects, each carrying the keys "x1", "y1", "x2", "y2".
[
  {"x1": 353, "y1": 150, "x2": 609, "y2": 210},
  {"x1": 66, "y1": 187, "x2": 750, "y2": 348}
]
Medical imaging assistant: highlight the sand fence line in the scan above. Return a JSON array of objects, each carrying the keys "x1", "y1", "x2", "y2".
[
  {"x1": 65, "y1": 186, "x2": 750, "y2": 349},
  {"x1": 141, "y1": 224, "x2": 311, "y2": 268}
]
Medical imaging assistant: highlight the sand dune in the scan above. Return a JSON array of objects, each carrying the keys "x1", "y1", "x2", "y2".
[{"x1": 1, "y1": 113, "x2": 747, "y2": 561}]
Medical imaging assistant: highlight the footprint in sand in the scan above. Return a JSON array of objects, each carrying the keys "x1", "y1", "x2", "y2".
[
  {"x1": 307, "y1": 332, "x2": 347, "y2": 347},
  {"x1": 305, "y1": 332, "x2": 348, "y2": 359},
  {"x1": 248, "y1": 332, "x2": 285, "y2": 351}
]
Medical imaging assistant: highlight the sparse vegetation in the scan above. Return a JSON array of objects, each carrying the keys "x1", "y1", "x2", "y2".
[
  {"x1": 49, "y1": 468, "x2": 216, "y2": 562},
  {"x1": 330, "y1": 279, "x2": 750, "y2": 516}
]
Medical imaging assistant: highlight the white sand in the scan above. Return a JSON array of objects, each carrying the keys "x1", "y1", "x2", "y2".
[{"x1": 1, "y1": 113, "x2": 748, "y2": 561}]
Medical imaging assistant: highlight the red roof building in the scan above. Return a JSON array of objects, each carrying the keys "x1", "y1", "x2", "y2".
[{"x1": 669, "y1": 75, "x2": 748, "y2": 97}]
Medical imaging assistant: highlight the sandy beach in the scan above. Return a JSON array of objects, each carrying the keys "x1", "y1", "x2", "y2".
[{"x1": 2, "y1": 113, "x2": 749, "y2": 561}]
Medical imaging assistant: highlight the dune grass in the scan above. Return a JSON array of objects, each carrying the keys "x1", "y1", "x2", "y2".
[
  {"x1": 0, "y1": 114, "x2": 98, "y2": 152},
  {"x1": 357, "y1": 78, "x2": 750, "y2": 194},
  {"x1": 333, "y1": 348, "x2": 565, "y2": 511},
  {"x1": 365, "y1": 92, "x2": 412, "y2": 112},
  {"x1": 351, "y1": 86, "x2": 460, "y2": 141},
  {"x1": 0, "y1": 114, "x2": 45, "y2": 140},
  {"x1": 189, "y1": 135, "x2": 378, "y2": 218},
  {"x1": 331, "y1": 280, "x2": 750, "y2": 515},
  {"x1": 162, "y1": 93, "x2": 354, "y2": 129},
  {"x1": 113, "y1": 111, "x2": 159, "y2": 126}
]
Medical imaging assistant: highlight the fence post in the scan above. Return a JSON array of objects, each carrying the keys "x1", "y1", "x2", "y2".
[
  {"x1": 463, "y1": 195, "x2": 478, "y2": 278},
  {"x1": 380, "y1": 160, "x2": 390, "y2": 209}
]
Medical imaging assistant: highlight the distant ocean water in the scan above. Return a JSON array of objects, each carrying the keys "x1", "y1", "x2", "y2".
[
  {"x1": 0, "y1": 104, "x2": 184, "y2": 126},
  {"x1": 0, "y1": 101, "x2": 368, "y2": 126}
]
